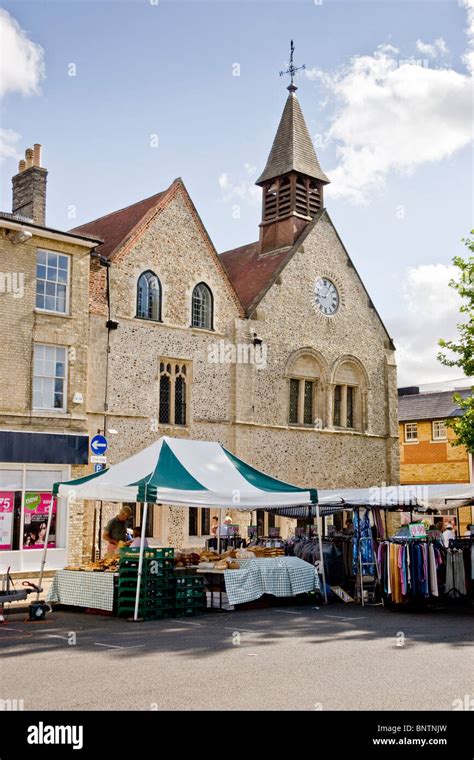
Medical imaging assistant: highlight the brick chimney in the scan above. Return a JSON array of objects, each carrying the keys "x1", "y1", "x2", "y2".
[{"x1": 12, "y1": 144, "x2": 48, "y2": 225}]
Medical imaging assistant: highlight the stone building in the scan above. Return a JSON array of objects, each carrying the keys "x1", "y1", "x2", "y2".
[
  {"x1": 72, "y1": 81, "x2": 399, "y2": 555},
  {"x1": 398, "y1": 386, "x2": 472, "y2": 485},
  {"x1": 0, "y1": 145, "x2": 100, "y2": 572}
]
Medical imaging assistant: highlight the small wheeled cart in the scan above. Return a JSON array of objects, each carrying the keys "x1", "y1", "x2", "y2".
[{"x1": 0, "y1": 568, "x2": 44, "y2": 622}]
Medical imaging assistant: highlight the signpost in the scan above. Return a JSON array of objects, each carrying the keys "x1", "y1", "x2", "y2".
[{"x1": 90, "y1": 435, "x2": 108, "y2": 456}]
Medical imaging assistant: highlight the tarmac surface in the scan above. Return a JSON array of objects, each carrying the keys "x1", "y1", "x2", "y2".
[{"x1": 0, "y1": 602, "x2": 472, "y2": 711}]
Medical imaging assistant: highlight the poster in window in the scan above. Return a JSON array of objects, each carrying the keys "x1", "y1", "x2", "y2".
[
  {"x1": 0, "y1": 491, "x2": 14, "y2": 550},
  {"x1": 23, "y1": 492, "x2": 56, "y2": 549}
]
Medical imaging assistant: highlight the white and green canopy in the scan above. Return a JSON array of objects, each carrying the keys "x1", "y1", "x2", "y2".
[{"x1": 53, "y1": 436, "x2": 317, "y2": 508}]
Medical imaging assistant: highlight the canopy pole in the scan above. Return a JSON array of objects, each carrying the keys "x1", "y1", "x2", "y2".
[
  {"x1": 36, "y1": 495, "x2": 55, "y2": 602},
  {"x1": 316, "y1": 503, "x2": 327, "y2": 604},
  {"x1": 134, "y1": 501, "x2": 148, "y2": 621}
]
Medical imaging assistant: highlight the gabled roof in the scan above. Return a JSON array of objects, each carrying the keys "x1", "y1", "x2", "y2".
[
  {"x1": 220, "y1": 209, "x2": 395, "y2": 348},
  {"x1": 220, "y1": 240, "x2": 291, "y2": 312},
  {"x1": 71, "y1": 178, "x2": 244, "y2": 316},
  {"x1": 256, "y1": 91, "x2": 330, "y2": 185},
  {"x1": 70, "y1": 186, "x2": 171, "y2": 260},
  {"x1": 398, "y1": 389, "x2": 471, "y2": 422}
]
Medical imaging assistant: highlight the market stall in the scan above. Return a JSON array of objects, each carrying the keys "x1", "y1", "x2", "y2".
[
  {"x1": 262, "y1": 483, "x2": 474, "y2": 607},
  {"x1": 42, "y1": 436, "x2": 323, "y2": 619}
]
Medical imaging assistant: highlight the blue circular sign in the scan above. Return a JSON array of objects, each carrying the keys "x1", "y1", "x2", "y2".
[{"x1": 90, "y1": 435, "x2": 108, "y2": 455}]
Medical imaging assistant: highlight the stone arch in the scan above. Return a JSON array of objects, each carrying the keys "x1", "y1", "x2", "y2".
[
  {"x1": 329, "y1": 355, "x2": 369, "y2": 432},
  {"x1": 285, "y1": 348, "x2": 329, "y2": 428}
]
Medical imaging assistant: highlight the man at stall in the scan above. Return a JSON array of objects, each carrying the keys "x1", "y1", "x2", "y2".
[{"x1": 103, "y1": 506, "x2": 133, "y2": 554}]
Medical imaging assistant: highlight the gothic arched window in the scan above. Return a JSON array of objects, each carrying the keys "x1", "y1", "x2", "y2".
[
  {"x1": 191, "y1": 282, "x2": 213, "y2": 330},
  {"x1": 137, "y1": 271, "x2": 161, "y2": 321}
]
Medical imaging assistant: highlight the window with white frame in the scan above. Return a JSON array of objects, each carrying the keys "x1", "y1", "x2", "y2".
[
  {"x1": 432, "y1": 420, "x2": 447, "y2": 440},
  {"x1": 405, "y1": 422, "x2": 418, "y2": 442},
  {"x1": 191, "y1": 283, "x2": 213, "y2": 330},
  {"x1": 33, "y1": 345, "x2": 67, "y2": 411},
  {"x1": 36, "y1": 250, "x2": 69, "y2": 314}
]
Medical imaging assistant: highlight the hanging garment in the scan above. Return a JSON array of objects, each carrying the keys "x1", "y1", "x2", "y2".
[
  {"x1": 428, "y1": 543, "x2": 439, "y2": 596},
  {"x1": 445, "y1": 549, "x2": 467, "y2": 597}
]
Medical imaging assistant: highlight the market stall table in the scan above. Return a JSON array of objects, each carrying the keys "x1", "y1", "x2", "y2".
[
  {"x1": 199, "y1": 556, "x2": 321, "y2": 609},
  {"x1": 47, "y1": 570, "x2": 117, "y2": 613}
]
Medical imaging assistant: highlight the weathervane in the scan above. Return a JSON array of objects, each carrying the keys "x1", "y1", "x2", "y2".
[{"x1": 279, "y1": 39, "x2": 305, "y2": 91}]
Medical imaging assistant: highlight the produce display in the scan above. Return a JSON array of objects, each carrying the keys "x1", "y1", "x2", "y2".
[{"x1": 64, "y1": 555, "x2": 119, "y2": 573}]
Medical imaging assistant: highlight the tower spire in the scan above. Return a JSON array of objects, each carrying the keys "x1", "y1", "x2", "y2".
[{"x1": 256, "y1": 45, "x2": 330, "y2": 253}]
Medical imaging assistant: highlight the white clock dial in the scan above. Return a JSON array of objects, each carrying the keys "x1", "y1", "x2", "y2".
[{"x1": 314, "y1": 278, "x2": 339, "y2": 315}]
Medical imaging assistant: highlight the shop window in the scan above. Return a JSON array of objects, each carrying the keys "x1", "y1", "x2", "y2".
[
  {"x1": 137, "y1": 271, "x2": 162, "y2": 321},
  {"x1": 189, "y1": 507, "x2": 198, "y2": 537},
  {"x1": 0, "y1": 467, "x2": 67, "y2": 554},
  {"x1": 159, "y1": 361, "x2": 189, "y2": 427},
  {"x1": 36, "y1": 250, "x2": 69, "y2": 314},
  {"x1": 191, "y1": 283, "x2": 213, "y2": 330},
  {"x1": 33, "y1": 344, "x2": 67, "y2": 411}
]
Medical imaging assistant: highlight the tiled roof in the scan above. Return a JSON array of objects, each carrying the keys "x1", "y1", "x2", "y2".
[
  {"x1": 256, "y1": 91, "x2": 330, "y2": 185},
  {"x1": 220, "y1": 240, "x2": 291, "y2": 312},
  {"x1": 70, "y1": 187, "x2": 170, "y2": 259},
  {"x1": 398, "y1": 389, "x2": 472, "y2": 422}
]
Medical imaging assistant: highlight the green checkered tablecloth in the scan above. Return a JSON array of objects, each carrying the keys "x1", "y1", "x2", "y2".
[
  {"x1": 223, "y1": 557, "x2": 320, "y2": 606},
  {"x1": 47, "y1": 570, "x2": 116, "y2": 612}
]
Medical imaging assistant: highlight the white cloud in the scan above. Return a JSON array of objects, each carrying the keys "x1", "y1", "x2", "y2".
[
  {"x1": 460, "y1": 0, "x2": 474, "y2": 71},
  {"x1": 305, "y1": 2, "x2": 473, "y2": 205},
  {"x1": 0, "y1": 10, "x2": 45, "y2": 97},
  {"x1": 415, "y1": 38, "x2": 448, "y2": 58},
  {"x1": 218, "y1": 166, "x2": 260, "y2": 204},
  {"x1": 0, "y1": 128, "x2": 21, "y2": 161},
  {"x1": 390, "y1": 264, "x2": 464, "y2": 385}
]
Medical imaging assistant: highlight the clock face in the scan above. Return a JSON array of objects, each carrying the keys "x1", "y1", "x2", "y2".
[{"x1": 314, "y1": 278, "x2": 339, "y2": 315}]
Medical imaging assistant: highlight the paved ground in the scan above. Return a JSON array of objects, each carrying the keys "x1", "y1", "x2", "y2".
[{"x1": 0, "y1": 603, "x2": 472, "y2": 711}]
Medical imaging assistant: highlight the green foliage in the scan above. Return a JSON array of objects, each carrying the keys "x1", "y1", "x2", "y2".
[{"x1": 438, "y1": 232, "x2": 474, "y2": 452}]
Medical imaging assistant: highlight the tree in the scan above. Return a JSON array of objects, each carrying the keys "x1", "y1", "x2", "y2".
[{"x1": 438, "y1": 231, "x2": 474, "y2": 452}]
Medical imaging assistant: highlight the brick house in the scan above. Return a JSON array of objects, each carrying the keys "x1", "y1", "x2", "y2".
[
  {"x1": 398, "y1": 386, "x2": 472, "y2": 485},
  {"x1": 0, "y1": 146, "x2": 101, "y2": 572}
]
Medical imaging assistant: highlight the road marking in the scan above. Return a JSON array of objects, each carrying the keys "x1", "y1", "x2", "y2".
[
  {"x1": 44, "y1": 634, "x2": 70, "y2": 640},
  {"x1": 223, "y1": 627, "x2": 263, "y2": 633},
  {"x1": 275, "y1": 610, "x2": 301, "y2": 615},
  {"x1": 173, "y1": 620, "x2": 202, "y2": 627},
  {"x1": 94, "y1": 643, "x2": 144, "y2": 649}
]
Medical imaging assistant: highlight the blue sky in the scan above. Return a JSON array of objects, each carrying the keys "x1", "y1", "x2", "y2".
[{"x1": 1, "y1": 0, "x2": 473, "y2": 385}]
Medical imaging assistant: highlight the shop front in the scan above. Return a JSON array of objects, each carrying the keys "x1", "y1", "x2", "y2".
[{"x1": 0, "y1": 431, "x2": 89, "y2": 573}]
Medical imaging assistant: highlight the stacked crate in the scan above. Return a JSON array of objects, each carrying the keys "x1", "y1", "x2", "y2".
[
  {"x1": 118, "y1": 547, "x2": 176, "y2": 620},
  {"x1": 174, "y1": 575, "x2": 206, "y2": 617}
]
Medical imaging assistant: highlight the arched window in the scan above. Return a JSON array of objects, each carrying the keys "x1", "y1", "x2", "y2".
[
  {"x1": 137, "y1": 271, "x2": 161, "y2": 321},
  {"x1": 331, "y1": 358, "x2": 368, "y2": 431},
  {"x1": 159, "y1": 361, "x2": 188, "y2": 427},
  {"x1": 191, "y1": 282, "x2": 213, "y2": 330},
  {"x1": 286, "y1": 350, "x2": 327, "y2": 427}
]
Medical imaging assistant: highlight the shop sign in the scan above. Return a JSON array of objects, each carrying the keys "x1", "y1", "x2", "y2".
[
  {"x1": 0, "y1": 491, "x2": 14, "y2": 550},
  {"x1": 23, "y1": 492, "x2": 56, "y2": 549},
  {"x1": 409, "y1": 522, "x2": 427, "y2": 538}
]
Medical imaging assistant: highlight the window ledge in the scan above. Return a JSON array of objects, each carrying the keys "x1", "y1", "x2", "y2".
[
  {"x1": 34, "y1": 308, "x2": 72, "y2": 319},
  {"x1": 190, "y1": 326, "x2": 215, "y2": 335},
  {"x1": 430, "y1": 439, "x2": 447, "y2": 444},
  {"x1": 404, "y1": 440, "x2": 419, "y2": 445},
  {"x1": 135, "y1": 316, "x2": 163, "y2": 324}
]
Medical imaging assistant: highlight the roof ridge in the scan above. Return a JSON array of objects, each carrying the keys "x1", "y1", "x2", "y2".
[{"x1": 71, "y1": 185, "x2": 172, "y2": 231}]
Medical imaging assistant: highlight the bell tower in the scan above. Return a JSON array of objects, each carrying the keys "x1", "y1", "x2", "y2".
[{"x1": 256, "y1": 42, "x2": 330, "y2": 253}]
